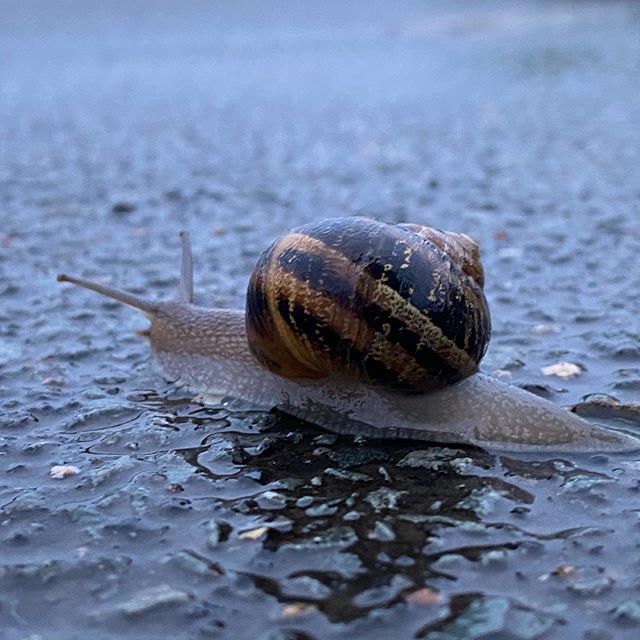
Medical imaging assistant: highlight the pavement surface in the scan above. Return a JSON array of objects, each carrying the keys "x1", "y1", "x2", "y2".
[{"x1": 1, "y1": 1, "x2": 640, "y2": 639}]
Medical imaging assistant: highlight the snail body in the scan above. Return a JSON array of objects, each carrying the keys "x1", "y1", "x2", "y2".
[{"x1": 57, "y1": 218, "x2": 640, "y2": 453}]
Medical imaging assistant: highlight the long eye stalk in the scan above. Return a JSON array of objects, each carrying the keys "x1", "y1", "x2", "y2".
[{"x1": 56, "y1": 274, "x2": 159, "y2": 314}]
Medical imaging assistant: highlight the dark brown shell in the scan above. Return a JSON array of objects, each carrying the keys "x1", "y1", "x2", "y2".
[{"x1": 245, "y1": 217, "x2": 491, "y2": 392}]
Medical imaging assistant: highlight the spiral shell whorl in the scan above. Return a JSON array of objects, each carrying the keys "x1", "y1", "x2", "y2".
[
  {"x1": 398, "y1": 223, "x2": 485, "y2": 288},
  {"x1": 245, "y1": 217, "x2": 491, "y2": 392}
]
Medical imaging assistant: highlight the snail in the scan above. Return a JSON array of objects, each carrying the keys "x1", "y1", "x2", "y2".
[{"x1": 57, "y1": 217, "x2": 639, "y2": 453}]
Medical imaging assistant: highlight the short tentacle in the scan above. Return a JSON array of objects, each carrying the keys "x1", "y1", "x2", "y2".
[{"x1": 176, "y1": 231, "x2": 194, "y2": 304}]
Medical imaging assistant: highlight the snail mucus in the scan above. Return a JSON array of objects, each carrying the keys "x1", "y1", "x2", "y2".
[{"x1": 57, "y1": 217, "x2": 639, "y2": 452}]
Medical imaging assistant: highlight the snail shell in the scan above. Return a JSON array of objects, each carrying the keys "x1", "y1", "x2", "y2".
[{"x1": 245, "y1": 217, "x2": 491, "y2": 392}]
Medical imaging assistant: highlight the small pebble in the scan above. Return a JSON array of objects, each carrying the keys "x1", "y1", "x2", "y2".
[
  {"x1": 480, "y1": 549, "x2": 508, "y2": 566},
  {"x1": 119, "y1": 584, "x2": 191, "y2": 616},
  {"x1": 531, "y1": 323, "x2": 559, "y2": 335},
  {"x1": 566, "y1": 567, "x2": 613, "y2": 597},
  {"x1": 404, "y1": 587, "x2": 444, "y2": 606},
  {"x1": 50, "y1": 465, "x2": 80, "y2": 479},
  {"x1": 173, "y1": 551, "x2": 213, "y2": 576},
  {"x1": 368, "y1": 521, "x2": 396, "y2": 541},
  {"x1": 305, "y1": 504, "x2": 338, "y2": 517},
  {"x1": 280, "y1": 603, "x2": 317, "y2": 619},
  {"x1": 541, "y1": 362, "x2": 582, "y2": 379},
  {"x1": 255, "y1": 490, "x2": 287, "y2": 510},
  {"x1": 239, "y1": 526, "x2": 269, "y2": 541}
]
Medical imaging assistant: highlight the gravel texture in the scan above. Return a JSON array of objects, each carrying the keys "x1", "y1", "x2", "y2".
[{"x1": 1, "y1": 1, "x2": 640, "y2": 639}]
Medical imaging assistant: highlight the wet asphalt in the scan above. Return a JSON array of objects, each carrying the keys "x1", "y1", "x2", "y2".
[{"x1": 1, "y1": 1, "x2": 640, "y2": 639}]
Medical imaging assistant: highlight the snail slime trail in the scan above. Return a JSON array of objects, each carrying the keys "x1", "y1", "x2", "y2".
[{"x1": 57, "y1": 218, "x2": 640, "y2": 453}]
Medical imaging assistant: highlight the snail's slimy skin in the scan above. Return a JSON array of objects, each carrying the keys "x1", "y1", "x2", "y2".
[
  {"x1": 57, "y1": 230, "x2": 640, "y2": 454},
  {"x1": 149, "y1": 306, "x2": 640, "y2": 453}
]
